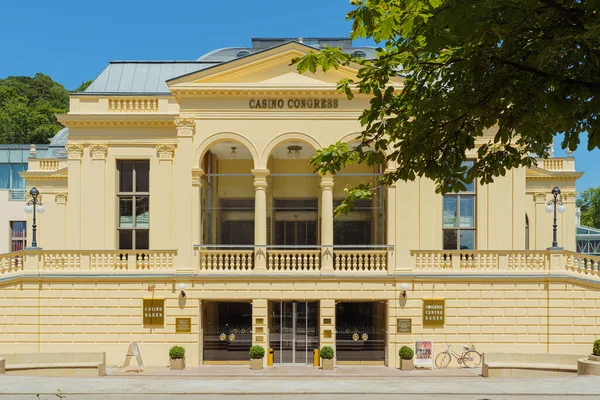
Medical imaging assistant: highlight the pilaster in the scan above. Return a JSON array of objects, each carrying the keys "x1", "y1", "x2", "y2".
[
  {"x1": 252, "y1": 299, "x2": 268, "y2": 367},
  {"x1": 319, "y1": 300, "x2": 336, "y2": 364},
  {"x1": 252, "y1": 169, "x2": 269, "y2": 271},
  {"x1": 192, "y1": 168, "x2": 204, "y2": 274},
  {"x1": 320, "y1": 174, "x2": 334, "y2": 272},
  {"x1": 173, "y1": 119, "x2": 195, "y2": 273},
  {"x1": 66, "y1": 144, "x2": 83, "y2": 249}
]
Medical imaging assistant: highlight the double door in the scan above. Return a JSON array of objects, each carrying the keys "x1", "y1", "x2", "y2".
[{"x1": 270, "y1": 301, "x2": 319, "y2": 364}]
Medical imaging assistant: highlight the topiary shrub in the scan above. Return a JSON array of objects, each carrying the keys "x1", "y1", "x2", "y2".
[
  {"x1": 593, "y1": 339, "x2": 600, "y2": 356},
  {"x1": 249, "y1": 345, "x2": 265, "y2": 359},
  {"x1": 399, "y1": 345, "x2": 414, "y2": 360},
  {"x1": 320, "y1": 346, "x2": 334, "y2": 360},
  {"x1": 169, "y1": 345, "x2": 185, "y2": 359}
]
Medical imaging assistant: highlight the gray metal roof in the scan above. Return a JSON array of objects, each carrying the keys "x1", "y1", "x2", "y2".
[
  {"x1": 42, "y1": 128, "x2": 68, "y2": 159},
  {"x1": 84, "y1": 62, "x2": 217, "y2": 94},
  {"x1": 82, "y1": 38, "x2": 377, "y2": 95}
]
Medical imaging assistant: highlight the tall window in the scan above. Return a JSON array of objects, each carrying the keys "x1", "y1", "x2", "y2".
[
  {"x1": 0, "y1": 163, "x2": 26, "y2": 190},
  {"x1": 10, "y1": 221, "x2": 27, "y2": 251},
  {"x1": 117, "y1": 161, "x2": 149, "y2": 249},
  {"x1": 525, "y1": 214, "x2": 530, "y2": 250},
  {"x1": 443, "y1": 161, "x2": 476, "y2": 250}
]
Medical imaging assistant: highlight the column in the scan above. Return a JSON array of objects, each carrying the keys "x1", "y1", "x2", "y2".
[
  {"x1": 320, "y1": 174, "x2": 334, "y2": 272},
  {"x1": 173, "y1": 118, "x2": 195, "y2": 273},
  {"x1": 252, "y1": 169, "x2": 269, "y2": 270}
]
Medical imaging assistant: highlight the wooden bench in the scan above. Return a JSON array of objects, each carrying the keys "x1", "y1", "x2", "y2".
[
  {"x1": 482, "y1": 353, "x2": 584, "y2": 378},
  {"x1": 1, "y1": 352, "x2": 106, "y2": 377}
]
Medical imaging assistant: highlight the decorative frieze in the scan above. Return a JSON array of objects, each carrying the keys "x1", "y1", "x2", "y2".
[
  {"x1": 534, "y1": 192, "x2": 547, "y2": 204},
  {"x1": 156, "y1": 144, "x2": 175, "y2": 160},
  {"x1": 175, "y1": 118, "x2": 195, "y2": 137},
  {"x1": 562, "y1": 191, "x2": 577, "y2": 202},
  {"x1": 89, "y1": 144, "x2": 108, "y2": 160},
  {"x1": 66, "y1": 144, "x2": 83, "y2": 160},
  {"x1": 55, "y1": 192, "x2": 68, "y2": 204}
]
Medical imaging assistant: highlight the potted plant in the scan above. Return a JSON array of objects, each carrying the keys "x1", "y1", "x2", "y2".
[
  {"x1": 249, "y1": 345, "x2": 265, "y2": 370},
  {"x1": 594, "y1": 339, "x2": 600, "y2": 358},
  {"x1": 320, "y1": 346, "x2": 334, "y2": 370},
  {"x1": 399, "y1": 345, "x2": 414, "y2": 370},
  {"x1": 169, "y1": 345, "x2": 185, "y2": 370}
]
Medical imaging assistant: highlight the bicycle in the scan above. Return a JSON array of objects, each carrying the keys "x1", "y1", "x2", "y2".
[{"x1": 435, "y1": 342, "x2": 482, "y2": 368}]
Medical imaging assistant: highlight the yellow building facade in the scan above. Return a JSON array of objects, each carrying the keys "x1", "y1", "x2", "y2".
[{"x1": 0, "y1": 39, "x2": 597, "y2": 368}]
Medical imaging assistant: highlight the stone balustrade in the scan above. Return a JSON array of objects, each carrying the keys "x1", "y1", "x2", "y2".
[
  {"x1": 537, "y1": 157, "x2": 576, "y2": 172},
  {"x1": 333, "y1": 250, "x2": 388, "y2": 273},
  {"x1": 565, "y1": 252, "x2": 600, "y2": 276},
  {"x1": 199, "y1": 250, "x2": 254, "y2": 272},
  {"x1": 411, "y1": 250, "x2": 550, "y2": 271},
  {"x1": 267, "y1": 250, "x2": 320, "y2": 272},
  {"x1": 27, "y1": 158, "x2": 67, "y2": 172},
  {"x1": 0, "y1": 252, "x2": 24, "y2": 274},
  {"x1": 109, "y1": 98, "x2": 158, "y2": 113}
]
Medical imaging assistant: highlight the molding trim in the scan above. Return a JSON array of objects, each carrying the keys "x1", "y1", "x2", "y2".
[
  {"x1": 89, "y1": 144, "x2": 108, "y2": 160},
  {"x1": 66, "y1": 144, "x2": 83, "y2": 160},
  {"x1": 174, "y1": 118, "x2": 195, "y2": 137},
  {"x1": 55, "y1": 192, "x2": 68, "y2": 204},
  {"x1": 156, "y1": 144, "x2": 175, "y2": 160}
]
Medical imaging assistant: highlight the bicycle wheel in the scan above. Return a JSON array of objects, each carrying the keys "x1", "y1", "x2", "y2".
[
  {"x1": 462, "y1": 350, "x2": 482, "y2": 368},
  {"x1": 435, "y1": 351, "x2": 451, "y2": 368}
]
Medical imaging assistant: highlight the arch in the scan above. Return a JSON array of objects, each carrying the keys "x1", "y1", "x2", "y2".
[
  {"x1": 194, "y1": 132, "x2": 260, "y2": 169},
  {"x1": 259, "y1": 132, "x2": 323, "y2": 169}
]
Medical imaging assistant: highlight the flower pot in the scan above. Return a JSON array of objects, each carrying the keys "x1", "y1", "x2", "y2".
[
  {"x1": 322, "y1": 358, "x2": 334, "y2": 370},
  {"x1": 250, "y1": 358, "x2": 264, "y2": 370},
  {"x1": 400, "y1": 358, "x2": 414, "y2": 371},
  {"x1": 170, "y1": 358, "x2": 185, "y2": 370}
]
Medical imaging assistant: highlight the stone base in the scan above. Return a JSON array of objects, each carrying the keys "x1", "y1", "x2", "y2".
[
  {"x1": 577, "y1": 356, "x2": 600, "y2": 376},
  {"x1": 250, "y1": 359, "x2": 263, "y2": 370},
  {"x1": 322, "y1": 358, "x2": 334, "y2": 370},
  {"x1": 170, "y1": 358, "x2": 185, "y2": 370},
  {"x1": 400, "y1": 359, "x2": 414, "y2": 370}
]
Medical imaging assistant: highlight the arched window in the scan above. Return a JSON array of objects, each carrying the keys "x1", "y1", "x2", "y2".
[{"x1": 236, "y1": 50, "x2": 251, "y2": 58}]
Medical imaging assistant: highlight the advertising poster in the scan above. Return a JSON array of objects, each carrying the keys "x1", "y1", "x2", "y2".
[{"x1": 414, "y1": 340, "x2": 434, "y2": 368}]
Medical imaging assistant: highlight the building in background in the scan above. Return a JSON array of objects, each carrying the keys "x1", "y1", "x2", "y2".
[{"x1": 0, "y1": 38, "x2": 595, "y2": 368}]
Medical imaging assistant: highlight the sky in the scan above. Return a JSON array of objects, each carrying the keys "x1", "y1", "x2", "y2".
[{"x1": 0, "y1": 0, "x2": 597, "y2": 193}]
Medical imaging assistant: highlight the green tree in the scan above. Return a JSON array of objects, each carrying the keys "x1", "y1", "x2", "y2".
[
  {"x1": 577, "y1": 187, "x2": 600, "y2": 228},
  {"x1": 0, "y1": 73, "x2": 69, "y2": 144},
  {"x1": 72, "y1": 80, "x2": 93, "y2": 93},
  {"x1": 294, "y1": 0, "x2": 600, "y2": 214}
]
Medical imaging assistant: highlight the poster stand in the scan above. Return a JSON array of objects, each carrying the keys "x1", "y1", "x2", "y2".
[
  {"x1": 122, "y1": 341, "x2": 145, "y2": 373},
  {"x1": 414, "y1": 340, "x2": 434, "y2": 369}
]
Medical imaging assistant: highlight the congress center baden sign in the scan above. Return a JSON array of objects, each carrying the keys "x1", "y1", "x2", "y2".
[
  {"x1": 422, "y1": 299, "x2": 445, "y2": 328},
  {"x1": 249, "y1": 98, "x2": 339, "y2": 109}
]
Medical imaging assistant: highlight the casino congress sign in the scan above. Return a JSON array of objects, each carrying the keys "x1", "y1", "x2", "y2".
[{"x1": 249, "y1": 98, "x2": 339, "y2": 109}]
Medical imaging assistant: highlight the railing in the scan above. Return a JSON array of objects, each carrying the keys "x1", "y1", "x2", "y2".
[
  {"x1": 40, "y1": 160, "x2": 59, "y2": 171},
  {"x1": 565, "y1": 252, "x2": 600, "y2": 276},
  {"x1": 43, "y1": 252, "x2": 82, "y2": 270},
  {"x1": 0, "y1": 252, "x2": 23, "y2": 273},
  {"x1": 268, "y1": 250, "x2": 320, "y2": 272},
  {"x1": 109, "y1": 98, "x2": 158, "y2": 113},
  {"x1": 199, "y1": 250, "x2": 254, "y2": 272},
  {"x1": 334, "y1": 250, "x2": 388, "y2": 272},
  {"x1": 411, "y1": 250, "x2": 549, "y2": 271},
  {"x1": 543, "y1": 159, "x2": 564, "y2": 171}
]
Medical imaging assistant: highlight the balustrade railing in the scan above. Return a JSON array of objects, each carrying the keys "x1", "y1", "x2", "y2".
[
  {"x1": 109, "y1": 98, "x2": 158, "y2": 113},
  {"x1": 40, "y1": 160, "x2": 60, "y2": 171},
  {"x1": 199, "y1": 250, "x2": 254, "y2": 272},
  {"x1": 267, "y1": 250, "x2": 320, "y2": 272},
  {"x1": 0, "y1": 252, "x2": 23, "y2": 273},
  {"x1": 565, "y1": 252, "x2": 600, "y2": 276},
  {"x1": 333, "y1": 250, "x2": 387, "y2": 272},
  {"x1": 43, "y1": 252, "x2": 81, "y2": 270}
]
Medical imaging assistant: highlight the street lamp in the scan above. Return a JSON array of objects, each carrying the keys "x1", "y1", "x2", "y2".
[
  {"x1": 24, "y1": 187, "x2": 45, "y2": 249},
  {"x1": 545, "y1": 186, "x2": 566, "y2": 250}
]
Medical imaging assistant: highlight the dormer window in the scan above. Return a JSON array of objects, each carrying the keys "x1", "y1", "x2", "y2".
[
  {"x1": 236, "y1": 50, "x2": 251, "y2": 58},
  {"x1": 352, "y1": 50, "x2": 367, "y2": 59}
]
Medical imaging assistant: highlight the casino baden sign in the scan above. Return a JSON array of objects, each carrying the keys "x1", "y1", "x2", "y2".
[{"x1": 249, "y1": 98, "x2": 339, "y2": 109}]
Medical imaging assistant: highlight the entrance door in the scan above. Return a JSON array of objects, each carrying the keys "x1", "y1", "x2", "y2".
[
  {"x1": 203, "y1": 302, "x2": 252, "y2": 363},
  {"x1": 270, "y1": 301, "x2": 319, "y2": 364},
  {"x1": 335, "y1": 301, "x2": 386, "y2": 363}
]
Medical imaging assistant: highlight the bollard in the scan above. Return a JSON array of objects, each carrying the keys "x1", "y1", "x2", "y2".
[
  {"x1": 313, "y1": 348, "x2": 319, "y2": 367},
  {"x1": 268, "y1": 348, "x2": 274, "y2": 366}
]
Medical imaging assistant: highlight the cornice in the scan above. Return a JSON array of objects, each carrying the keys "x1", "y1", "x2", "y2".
[
  {"x1": 20, "y1": 169, "x2": 68, "y2": 180},
  {"x1": 56, "y1": 114, "x2": 177, "y2": 127}
]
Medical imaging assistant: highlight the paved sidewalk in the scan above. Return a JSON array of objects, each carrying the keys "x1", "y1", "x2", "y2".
[
  {"x1": 109, "y1": 365, "x2": 483, "y2": 379},
  {"x1": 1, "y1": 374, "x2": 600, "y2": 398}
]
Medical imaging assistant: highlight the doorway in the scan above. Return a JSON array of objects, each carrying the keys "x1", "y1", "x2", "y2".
[
  {"x1": 335, "y1": 301, "x2": 386, "y2": 363},
  {"x1": 203, "y1": 302, "x2": 252, "y2": 363},
  {"x1": 269, "y1": 301, "x2": 319, "y2": 364}
]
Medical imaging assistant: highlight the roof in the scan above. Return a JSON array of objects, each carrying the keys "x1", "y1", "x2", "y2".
[
  {"x1": 42, "y1": 127, "x2": 69, "y2": 159},
  {"x1": 81, "y1": 37, "x2": 377, "y2": 94},
  {"x1": 0, "y1": 144, "x2": 49, "y2": 163},
  {"x1": 84, "y1": 62, "x2": 217, "y2": 94}
]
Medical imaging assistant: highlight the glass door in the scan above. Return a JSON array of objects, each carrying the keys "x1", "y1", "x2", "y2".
[
  {"x1": 203, "y1": 302, "x2": 252, "y2": 362},
  {"x1": 270, "y1": 301, "x2": 319, "y2": 364}
]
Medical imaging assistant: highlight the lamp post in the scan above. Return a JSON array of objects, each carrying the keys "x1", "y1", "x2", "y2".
[
  {"x1": 545, "y1": 186, "x2": 566, "y2": 250},
  {"x1": 24, "y1": 187, "x2": 45, "y2": 249}
]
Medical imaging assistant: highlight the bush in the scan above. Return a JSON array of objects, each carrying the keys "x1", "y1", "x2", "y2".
[
  {"x1": 249, "y1": 345, "x2": 265, "y2": 359},
  {"x1": 399, "y1": 346, "x2": 414, "y2": 360},
  {"x1": 169, "y1": 345, "x2": 185, "y2": 359},
  {"x1": 594, "y1": 339, "x2": 600, "y2": 356},
  {"x1": 320, "y1": 346, "x2": 334, "y2": 360}
]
